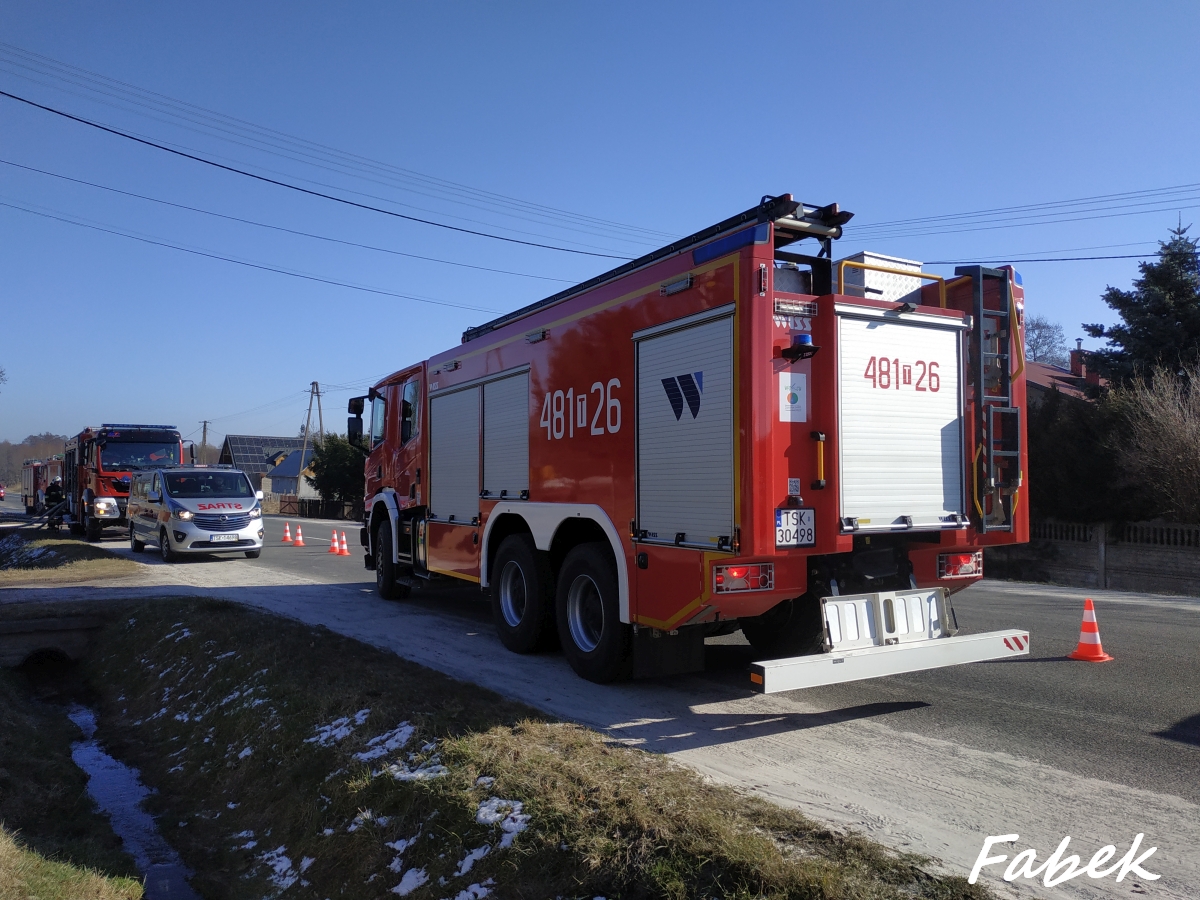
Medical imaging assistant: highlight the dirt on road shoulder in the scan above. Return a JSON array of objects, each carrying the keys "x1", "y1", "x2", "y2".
[{"x1": 68, "y1": 597, "x2": 992, "y2": 900}]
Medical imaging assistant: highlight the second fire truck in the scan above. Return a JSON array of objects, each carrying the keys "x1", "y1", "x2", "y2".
[{"x1": 351, "y1": 194, "x2": 1031, "y2": 690}]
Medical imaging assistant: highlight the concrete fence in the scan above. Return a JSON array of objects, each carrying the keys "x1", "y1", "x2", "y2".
[{"x1": 985, "y1": 520, "x2": 1200, "y2": 595}]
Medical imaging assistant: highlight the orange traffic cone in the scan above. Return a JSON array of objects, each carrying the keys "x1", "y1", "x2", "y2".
[
  {"x1": 293, "y1": 526, "x2": 306, "y2": 548},
  {"x1": 1067, "y1": 598, "x2": 1113, "y2": 662},
  {"x1": 328, "y1": 529, "x2": 340, "y2": 554},
  {"x1": 281, "y1": 522, "x2": 293, "y2": 543},
  {"x1": 338, "y1": 531, "x2": 352, "y2": 556}
]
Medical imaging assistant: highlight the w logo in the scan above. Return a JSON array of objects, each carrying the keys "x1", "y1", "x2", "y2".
[{"x1": 661, "y1": 372, "x2": 703, "y2": 420}]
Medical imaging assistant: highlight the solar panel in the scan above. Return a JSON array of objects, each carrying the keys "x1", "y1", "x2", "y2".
[{"x1": 218, "y1": 435, "x2": 306, "y2": 473}]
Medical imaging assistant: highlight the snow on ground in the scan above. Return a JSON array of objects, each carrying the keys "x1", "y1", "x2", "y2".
[
  {"x1": 445, "y1": 879, "x2": 494, "y2": 900},
  {"x1": 475, "y1": 798, "x2": 529, "y2": 849},
  {"x1": 304, "y1": 709, "x2": 371, "y2": 747},
  {"x1": 453, "y1": 844, "x2": 490, "y2": 876},
  {"x1": 390, "y1": 867, "x2": 428, "y2": 896},
  {"x1": 474, "y1": 776, "x2": 494, "y2": 788},
  {"x1": 257, "y1": 846, "x2": 298, "y2": 891},
  {"x1": 378, "y1": 758, "x2": 449, "y2": 782},
  {"x1": 352, "y1": 722, "x2": 415, "y2": 761},
  {"x1": 237, "y1": 747, "x2": 252, "y2": 759}
]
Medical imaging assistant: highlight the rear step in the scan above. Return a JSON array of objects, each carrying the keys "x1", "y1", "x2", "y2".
[{"x1": 748, "y1": 587, "x2": 1029, "y2": 693}]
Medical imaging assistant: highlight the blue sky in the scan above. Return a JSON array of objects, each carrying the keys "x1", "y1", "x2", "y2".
[{"x1": 2, "y1": 2, "x2": 1198, "y2": 444}]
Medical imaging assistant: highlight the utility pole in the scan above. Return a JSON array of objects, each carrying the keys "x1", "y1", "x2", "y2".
[
  {"x1": 200, "y1": 420, "x2": 210, "y2": 463},
  {"x1": 315, "y1": 381, "x2": 325, "y2": 441},
  {"x1": 296, "y1": 382, "x2": 319, "y2": 498}
]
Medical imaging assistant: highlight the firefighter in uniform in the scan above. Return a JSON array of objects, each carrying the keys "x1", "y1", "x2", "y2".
[{"x1": 44, "y1": 476, "x2": 64, "y2": 509}]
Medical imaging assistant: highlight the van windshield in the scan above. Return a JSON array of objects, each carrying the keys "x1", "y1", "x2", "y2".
[{"x1": 164, "y1": 472, "x2": 253, "y2": 499}]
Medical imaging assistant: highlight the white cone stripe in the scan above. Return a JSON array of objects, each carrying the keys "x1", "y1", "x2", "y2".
[
  {"x1": 1083, "y1": 610, "x2": 1097, "y2": 623},
  {"x1": 1078, "y1": 631, "x2": 1102, "y2": 644}
]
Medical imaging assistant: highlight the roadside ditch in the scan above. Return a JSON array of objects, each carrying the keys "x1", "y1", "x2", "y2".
[{"x1": 0, "y1": 597, "x2": 995, "y2": 899}]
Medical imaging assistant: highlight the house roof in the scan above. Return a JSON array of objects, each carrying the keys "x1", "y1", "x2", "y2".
[
  {"x1": 218, "y1": 435, "x2": 306, "y2": 474},
  {"x1": 1025, "y1": 360, "x2": 1096, "y2": 400},
  {"x1": 266, "y1": 448, "x2": 315, "y2": 479}
]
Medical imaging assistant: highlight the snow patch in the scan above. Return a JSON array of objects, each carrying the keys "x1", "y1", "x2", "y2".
[
  {"x1": 474, "y1": 776, "x2": 494, "y2": 788},
  {"x1": 237, "y1": 747, "x2": 252, "y2": 760},
  {"x1": 454, "y1": 844, "x2": 490, "y2": 876},
  {"x1": 475, "y1": 798, "x2": 530, "y2": 849},
  {"x1": 378, "y1": 759, "x2": 449, "y2": 782},
  {"x1": 305, "y1": 710, "x2": 370, "y2": 747},
  {"x1": 391, "y1": 867, "x2": 428, "y2": 896},
  {"x1": 258, "y1": 846, "x2": 298, "y2": 890},
  {"x1": 352, "y1": 722, "x2": 415, "y2": 761},
  {"x1": 448, "y1": 880, "x2": 495, "y2": 900}
]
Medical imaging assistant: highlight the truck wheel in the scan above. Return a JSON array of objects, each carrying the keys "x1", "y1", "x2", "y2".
[
  {"x1": 130, "y1": 525, "x2": 145, "y2": 553},
  {"x1": 159, "y1": 528, "x2": 177, "y2": 563},
  {"x1": 375, "y1": 519, "x2": 411, "y2": 600},
  {"x1": 740, "y1": 594, "x2": 825, "y2": 658},
  {"x1": 555, "y1": 542, "x2": 630, "y2": 683},
  {"x1": 69, "y1": 521, "x2": 85, "y2": 536},
  {"x1": 85, "y1": 514, "x2": 103, "y2": 542},
  {"x1": 491, "y1": 534, "x2": 555, "y2": 653}
]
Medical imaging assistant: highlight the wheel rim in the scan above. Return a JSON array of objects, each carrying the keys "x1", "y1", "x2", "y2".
[
  {"x1": 161, "y1": 532, "x2": 170, "y2": 559},
  {"x1": 498, "y1": 560, "x2": 527, "y2": 628},
  {"x1": 566, "y1": 573, "x2": 604, "y2": 653}
]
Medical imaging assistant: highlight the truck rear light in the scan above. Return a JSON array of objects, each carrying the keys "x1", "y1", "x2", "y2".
[
  {"x1": 938, "y1": 551, "x2": 982, "y2": 578},
  {"x1": 713, "y1": 562, "x2": 774, "y2": 593}
]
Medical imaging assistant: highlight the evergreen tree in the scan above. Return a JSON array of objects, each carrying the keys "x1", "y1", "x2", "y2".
[
  {"x1": 1083, "y1": 225, "x2": 1200, "y2": 382},
  {"x1": 305, "y1": 434, "x2": 365, "y2": 503}
]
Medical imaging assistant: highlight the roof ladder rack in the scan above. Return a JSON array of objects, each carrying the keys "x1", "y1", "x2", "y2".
[{"x1": 956, "y1": 266, "x2": 1021, "y2": 533}]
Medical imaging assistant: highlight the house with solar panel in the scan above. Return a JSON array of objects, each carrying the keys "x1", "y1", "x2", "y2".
[{"x1": 217, "y1": 435, "x2": 306, "y2": 490}]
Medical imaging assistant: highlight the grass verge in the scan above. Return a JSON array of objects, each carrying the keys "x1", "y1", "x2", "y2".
[
  {"x1": 79, "y1": 597, "x2": 992, "y2": 900},
  {"x1": 0, "y1": 531, "x2": 137, "y2": 584},
  {"x1": 0, "y1": 664, "x2": 143, "y2": 899}
]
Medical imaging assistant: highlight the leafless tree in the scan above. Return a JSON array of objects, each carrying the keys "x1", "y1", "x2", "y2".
[
  {"x1": 1108, "y1": 365, "x2": 1200, "y2": 522},
  {"x1": 1024, "y1": 314, "x2": 1069, "y2": 367}
]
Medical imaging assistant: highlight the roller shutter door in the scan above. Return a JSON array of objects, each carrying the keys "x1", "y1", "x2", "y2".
[
  {"x1": 429, "y1": 386, "x2": 480, "y2": 523},
  {"x1": 838, "y1": 313, "x2": 965, "y2": 531},
  {"x1": 636, "y1": 313, "x2": 734, "y2": 547},
  {"x1": 482, "y1": 371, "x2": 529, "y2": 498}
]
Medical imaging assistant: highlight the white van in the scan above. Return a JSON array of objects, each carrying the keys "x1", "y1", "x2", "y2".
[{"x1": 128, "y1": 466, "x2": 265, "y2": 562}]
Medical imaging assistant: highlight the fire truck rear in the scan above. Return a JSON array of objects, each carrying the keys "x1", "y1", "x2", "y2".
[
  {"x1": 63, "y1": 425, "x2": 184, "y2": 540},
  {"x1": 353, "y1": 194, "x2": 1030, "y2": 689}
]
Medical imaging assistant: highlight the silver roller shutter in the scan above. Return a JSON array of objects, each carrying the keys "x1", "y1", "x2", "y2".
[
  {"x1": 838, "y1": 313, "x2": 966, "y2": 531},
  {"x1": 482, "y1": 371, "x2": 529, "y2": 498},
  {"x1": 429, "y1": 386, "x2": 480, "y2": 523},
  {"x1": 636, "y1": 312, "x2": 734, "y2": 547}
]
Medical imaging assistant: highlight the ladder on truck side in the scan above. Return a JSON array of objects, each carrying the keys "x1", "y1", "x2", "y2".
[
  {"x1": 958, "y1": 265, "x2": 1022, "y2": 533},
  {"x1": 749, "y1": 588, "x2": 1030, "y2": 693}
]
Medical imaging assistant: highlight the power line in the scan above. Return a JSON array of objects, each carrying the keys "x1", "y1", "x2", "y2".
[
  {"x1": 927, "y1": 253, "x2": 1157, "y2": 265},
  {"x1": 0, "y1": 157, "x2": 574, "y2": 284},
  {"x1": 0, "y1": 88, "x2": 633, "y2": 259},
  {"x1": 0, "y1": 42, "x2": 673, "y2": 244},
  {"x1": 0, "y1": 198, "x2": 504, "y2": 313}
]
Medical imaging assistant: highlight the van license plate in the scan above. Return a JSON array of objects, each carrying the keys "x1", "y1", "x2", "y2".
[
  {"x1": 211, "y1": 534, "x2": 239, "y2": 543},
  {"x1": 775, "y1": 509, "x2": 815, "y2": 547}
]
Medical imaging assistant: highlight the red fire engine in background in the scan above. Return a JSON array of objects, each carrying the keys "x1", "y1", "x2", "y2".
[
  {"x1": 21, "y1": 456, "x2": 63, "y2": 514},
  {"x1": 63, "y1": 425, "x2": 184, "y2": 540},
  {"x1": 351, "y1": 194, "x2": 1031, "y2": 690}
]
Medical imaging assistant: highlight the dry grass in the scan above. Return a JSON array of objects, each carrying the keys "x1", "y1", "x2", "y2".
[
  {"x1": 0, "y1": 827, "x2": 143, "y2": 900},
  {"x1": 81, "y1": 598, "x2": 992, "y2": 900},
  {"x1": 0, "y1": 531, "x2": 137, "y2": 584}
]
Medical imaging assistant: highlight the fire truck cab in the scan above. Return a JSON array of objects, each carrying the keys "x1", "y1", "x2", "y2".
[
  {"x1": 353, "y1": 194, "x2": 1031, "y2": 689},
  {"x1": 63, "y1": 425, "x2": 184, "y2": 540}
]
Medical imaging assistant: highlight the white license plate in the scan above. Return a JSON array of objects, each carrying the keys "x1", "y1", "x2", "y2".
[
  {"x1": 210, "y1": 533, "x2": 240, "y2": 543},
  {"x1": 775, "y1": 508, "x2": 816, "y2": 547}
]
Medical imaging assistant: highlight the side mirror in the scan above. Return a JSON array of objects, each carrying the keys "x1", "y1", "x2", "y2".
[
  {"x1": 348, "y1": 396, "x2": 366, "y2": 416},
  {"x1": 256, "y1": 490, "x2": 264, "y2": 501},
  {"x1": 147, "y1": 490, "x2": 160, "y2": 503},
  {"x1": 347, "y1": 415, "x2": 364, "y2": 446}
]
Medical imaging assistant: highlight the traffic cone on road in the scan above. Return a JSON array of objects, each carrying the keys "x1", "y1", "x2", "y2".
[
  {"x1": 293, "y1": 526, "x2": 306, "y2": 548},
  {"x1": 328, "y1": 529, "x2": 340, "y2": 554},
  {"x1": 281, "y1": 522, "x2": 293, "y2": 543},
  {"x1": 338, "y1": 531, "x2": 352, "y2": 556},
  {"x1": 1067, "y1": 598, "x2": 1113, "y2": 662}
]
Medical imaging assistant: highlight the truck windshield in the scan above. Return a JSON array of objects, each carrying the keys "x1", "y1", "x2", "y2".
[
  {"x1": 99, "y1": 442, "x2": 181, "y2": 470},
  {"x1": 164, "y1": 472, "x2": 253, "y2": 499}
]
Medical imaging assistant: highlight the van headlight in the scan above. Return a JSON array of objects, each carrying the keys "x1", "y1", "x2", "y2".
[
  {"x1": 248, "y1": 507, "x2": 262, "y2": 519},
  {"x1": 169, "y1": 502, "x2": 194, "y2": 521}
]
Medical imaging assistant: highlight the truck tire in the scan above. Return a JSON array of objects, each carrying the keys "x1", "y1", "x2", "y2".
[
  {"x1": 69, "y1": 521, "x2": 85, "y2": 536},
  {"x1": 555, "y1": 542, "x2": 631, "y2": 683},
  {"x1": 159, "y1": 528, "x2": 177, "y2": 563},
  {"x1": 130, "y1": 525, "x2": 145, "y2": 553},
  {"x1": 375, "y1": 519, "x2": 411, "y2": 600},
  {"x1": 85, "y1": 513, "x2": 103, "y2": 542},
  {"x1": 490, "y1": 534, "x2": 555, "y2": 653},
  {"x1": 740, "y1": 594, "x2": 826, "y2": 658}
]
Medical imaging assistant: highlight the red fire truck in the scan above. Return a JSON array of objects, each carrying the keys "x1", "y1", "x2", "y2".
[
  {"x1": 351, "y1": 194, "x2": 1030, "y2": 690},
  {"x1": 63, "y1": 425, "x2": 184, "y2": 540},
  {"x1": 21, "y1": 457, "x2": 62, "y2": 514}
]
